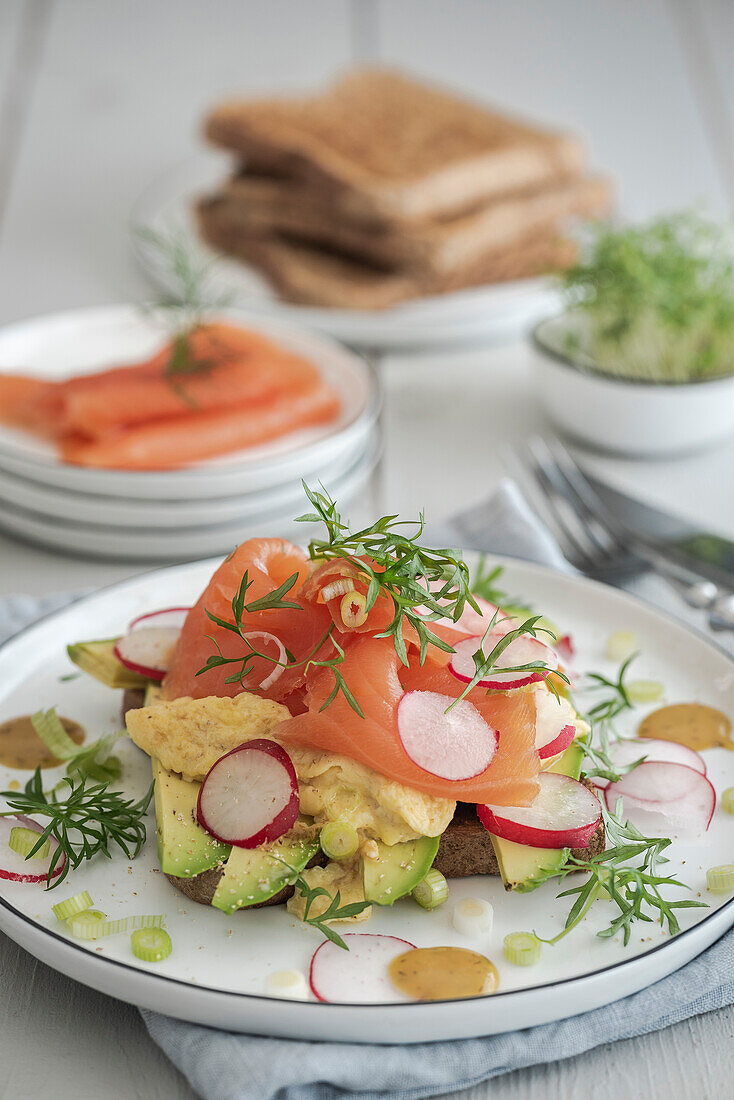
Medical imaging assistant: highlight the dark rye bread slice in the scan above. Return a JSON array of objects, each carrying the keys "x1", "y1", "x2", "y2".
[
  {"x1": 433, "y1": 792, "x2": 606, "y2": 881},
  {"x1": 206, "y1": 172, "x2": 611, "y2": 275},
  {"x1": 204, "y1": 69, "x2": 585, "y2": 222},
  {"x1": 196, "y1": 200, "x2": 577, "y2": 310},
  {"x1": 122, "y1": 691, "x2": 604, "y2": 907}
]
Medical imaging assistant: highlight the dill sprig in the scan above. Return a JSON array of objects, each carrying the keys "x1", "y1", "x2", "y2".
[
  {"x1": 134, "y1": 227, "x2": 234, "y2": 388},
  {"x1": 471, "y1": 557, "x2": 508, "y2": 605},
  {"x1": 536, "y1": 800, "x2": 706, "y2": 946},
  {"x1": 297, "y1": 485, "x2": 481, "y2": 667},
  {"x1": 0, "y1": 770, "x2": 153, "y2": 888},
  {"x1": 575, "y1": 654, "x2": 637, "y2": 783},
  {"x1": 273, "y1": 856, "x2": 371, "y2": 950},
  {"x1": 196, "y1": 566, "x2": 363, "y2": 715}
]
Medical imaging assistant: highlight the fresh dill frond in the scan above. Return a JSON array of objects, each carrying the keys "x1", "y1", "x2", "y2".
[
  {"x1": 0, "y1": 770, "x2": 153, "y2": 887},
  {"x1": 272, "y1": 857, "x2": 371, "y2": 950}
]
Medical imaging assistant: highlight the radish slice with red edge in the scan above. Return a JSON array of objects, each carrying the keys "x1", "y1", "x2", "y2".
[
  {"x1": 449, "y1": 633, "x2": 558, "y2": 691},
  {"x1": 309, "y1": 934, "x2": 417, "y2": 1003},
  {"x1": 478, "y1": 773, "x2": 602, "y2": 849},
  {"x1": 397, "y1": 690, "x2": 498, "y2": 780},
  {"x1": 594, "y1": 738, "x2": 706, "y2": 790},
  {"x1": 197, "y1": 738, "x2": 299, "y2": 848},
  {"x1": 534, "y1": 689, "x2": 577, "y2": 759},
  {"x1": 555, "y1": 634, "x2": 575, "y2": 664},
  {"x1": 114, "y1": 607, "x2": 190, "y2": 682},
  {"x1": 604, "y1": 761, "x2": 715, "y2": 835},
  {"x1": 0, "y1": 815, "x2": 66, "y2": 883}
]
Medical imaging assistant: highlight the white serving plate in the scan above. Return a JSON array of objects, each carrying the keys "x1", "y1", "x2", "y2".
[
  {"x1": 131, "y1": 157, "x2": 562, "y2": 352},
  {"x1": 0, "y1": 435, "x2": 379, "y2": 561},
  {"x1": 0, "y1": 555, "x2": 732, "y2": 1042},
  {"x1": 0, "y1": 305, "x2": 378, "y2": 499}
]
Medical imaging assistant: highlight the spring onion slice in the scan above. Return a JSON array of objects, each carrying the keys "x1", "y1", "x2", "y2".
[
  {"x1": 131, "y1": 927, "x2": 172, "y2": 962},
  {"x1": 319, "y1": 821, "x2": 359, "y2": 861},
  {"x1": 30, "y1": 708, "x2": 78, "y2": 760},
  {"x1": 52, "y1": 891, "x2": 94, "y2": 921},
  {"x1": 721, "y1": 788, "x2": 734, "y2": 815},
  {"x1": 503, "y1": 932, "x2": 542, "y2": 967},
  {"x1": 69, "y1": 912, "x2": 164, "y2": 940},
  {"x1": 68, "y1": 910, "x2": 107, "y2": 937},
  {"x1": 9, "y1": 826, "x2": 50, "y2": 859},
  {"x1": 706, "y1": 865, "x2": 734, "y2": 895},
  {"x1": 412, "y1": 869, "x2": 449, "y2": 910},
  {"x1": 627, "y1": 679, "x2": 664, "y2": 704},
  {"x1": 340, "y1": 590, "x2": 368, "y2": 629}
]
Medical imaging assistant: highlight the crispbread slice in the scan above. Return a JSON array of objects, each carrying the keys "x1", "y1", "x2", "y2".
[
  {"x1": 207, "y1": 172, "x2": 610, "y2": 276},
  {"x1": 197, "y1": 198, "x2": 576, "y2": 309},
  {"x1": 204, "y1": 69, "x2": 585, "y2": 221}
]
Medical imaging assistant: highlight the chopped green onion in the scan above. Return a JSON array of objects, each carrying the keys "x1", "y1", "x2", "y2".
[
  {"x1": 68, "y1": 910, "x2": 107, "y2": 937},
  {"x1": 69, "y1": 912, "x2": 164, "y2": 940},
  {"x1": 131, "y1": 927, "x2": 172, "y2": 962},
  {"x1": 52, "y1": 891, "x2": 93, "y2": 921},
  {"x1": 319, "y1": 821, "x2": 359, "y2": 861},
  {"x1": 9, "y1": 826, "x2": 49, "y2": 859},
  {"x1": 605, "y1": 631, "x2": 637, "y2": 663},
  {"x1": 412, "y1": 869, "x2": 449, "y2": 910},
  {"x1": 627, "y1": 679, "x2": 664, "y2": 704},
  {"x1": 30, "y1": 708, "x2": 78, "y2": 760},
  {"x1": 706, "y1": 865, "x2": 734, "y2": 895},
  {"x1": 721, "y1": 788, "x2": 734, "y2": 815},
  {"x1": 503, "y1": 931, "x2": 542, "y2": 967},
  {"x1": 339, "y1": 590, "x2": 368, "y2": 629}
]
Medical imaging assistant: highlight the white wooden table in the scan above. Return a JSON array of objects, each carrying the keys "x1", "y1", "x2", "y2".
[{"x1": 1, "y1": 2, "x2": 734, "y2": 1097}]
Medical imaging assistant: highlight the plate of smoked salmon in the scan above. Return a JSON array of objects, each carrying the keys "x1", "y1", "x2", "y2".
[
  {"x1": 0, "y1": 493, "x2": 732, "y2": 1042},
  {"x1": 0, "y1": 306, "x2": 378, "y2": 558}
]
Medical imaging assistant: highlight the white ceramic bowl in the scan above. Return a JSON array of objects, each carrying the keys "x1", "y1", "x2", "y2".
[{"x1": 532, "y1": 315, "x2": 734, "y2": 458}]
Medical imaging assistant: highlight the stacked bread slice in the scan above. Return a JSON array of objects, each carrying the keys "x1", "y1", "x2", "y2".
[{"x1": 198, "y1": 70, "x2": 612, "y2": 310}]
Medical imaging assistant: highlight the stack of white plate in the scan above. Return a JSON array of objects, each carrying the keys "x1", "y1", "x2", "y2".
[{"x1": 0, "y1": 305, "x2": 380, "y2": 562}]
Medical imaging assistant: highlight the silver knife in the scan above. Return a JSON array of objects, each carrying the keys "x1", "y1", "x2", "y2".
[{"x1": 587, "y1": 476, "x2": 734, "y2": 591}]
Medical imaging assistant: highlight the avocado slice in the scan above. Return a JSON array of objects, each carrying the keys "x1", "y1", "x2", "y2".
[
  {"x1": 67, "y1": 638, "x2": 150, "y2": 690},
  {"x1": 211, "y1": 832, "x2": 319, "y2": 914},
  {"x1": 153, "y1": 757, "x2": 230, "y2": 877},
  {"x1": 363, "y1": 835, "x2": 440, "y2": 906},
  {"x1": 488, "y1": 739, "x2": 585, "y2": 893}
]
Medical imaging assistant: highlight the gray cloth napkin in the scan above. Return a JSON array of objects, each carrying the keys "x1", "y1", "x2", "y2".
[{"x1": 3, "y1": 480, "x2": 733, "y2": 1100}]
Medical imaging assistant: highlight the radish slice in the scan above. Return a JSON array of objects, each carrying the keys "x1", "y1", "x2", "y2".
[
  {"x1": 309, "y1": 934, "x2": 417, "y2": 1004},
  {"x1": 604, "y1": 761, "x2": 715, "y2": 835},
  {"x1": 114, "y1": 607, "x2": 190, "y2": 682},
  {"x1": 128, "y1": 607, "x2": 190, "y2": 633},
  {"x1": 555, "y1": 634, "x2": 575, "y2": 664},
  {"x1": 449, "y1": 633, "x2": 558, "y2": 691},
  {"x1": 418, "y1": 587, "x2": 512, "y2": 637},
  {"x1": 594, "y1": 738, "x2": 707, "y2": 790},
  {"x1": 397, "y1": 690, "x2": 498, "y2": 780},
  {"x1": 478, "y1": 773, "x2": 602, "y2": 849},
  {"x1": 0, "y1": 815, "x2": 66, "y2": 883},
  {"x1": 197, "y1": 738, "x2": 299, "y2": 848},
  {"x1": 534, "y1": 689, "x2": 577, "y2": 759}
]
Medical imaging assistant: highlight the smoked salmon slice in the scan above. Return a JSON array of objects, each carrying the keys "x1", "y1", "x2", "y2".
[
  {"x1": 163, "y1": 538, "x2": 333, "y2": 705},
  {"x1": 273, "y1": 635, "x2": 540, "y2": 805},
  {"x1": 60, "y1": 378, "x2": 340, "y2": 469}
]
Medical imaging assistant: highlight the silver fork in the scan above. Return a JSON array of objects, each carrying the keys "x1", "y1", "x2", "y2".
[{"x1": 508, "y1": 437, "x2": 729, "y2": 623}]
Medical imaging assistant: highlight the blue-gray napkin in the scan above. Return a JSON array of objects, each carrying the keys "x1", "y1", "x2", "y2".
[{"x1": 3, "y1": 480, "x2": 733, "y2": 1100}]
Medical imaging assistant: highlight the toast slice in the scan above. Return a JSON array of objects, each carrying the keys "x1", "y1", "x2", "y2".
[
  {"x1": 204, "y1": 69, "x2": 585, "y2": 222},
  {"x1": 197, "y1": 201, "x2": 577, "y2": 309},
  {"x1": 201, "y1": 172, "x2": 611, "y2": 276}
]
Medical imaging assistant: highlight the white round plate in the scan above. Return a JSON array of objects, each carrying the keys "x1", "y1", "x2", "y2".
[
  {"x1": 131, "y1": 157, "x2": 562, "y2": 351},
  {"x1": 0, "y1": 555, "x2": 732, "y2": 1042},
  {"x1": 0, "y1": 305, "x2": 378, "y2": 499},
  {"x1": 0, "y1": 435, "x2": 379, "y2": 561}
]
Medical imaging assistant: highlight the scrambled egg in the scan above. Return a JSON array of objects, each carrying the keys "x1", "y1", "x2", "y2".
[
  {"x1": 286, "y1": 857, "x2": 372, "y2": 924},
  {"x1": 125, "y1": 693, "x2": 455, "y2": 847}
]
